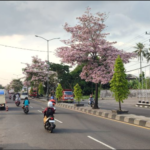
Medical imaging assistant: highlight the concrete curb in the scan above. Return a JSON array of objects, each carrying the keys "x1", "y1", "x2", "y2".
[{"x1": 56, "y1": 103, "x2": 150, "y2": 128}]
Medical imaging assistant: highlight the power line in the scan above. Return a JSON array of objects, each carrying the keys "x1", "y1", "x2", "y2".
[
  {"x1": 126, "y1": 64, "x2": 150, "y2": 72},
  {"x1": 125, "y1": 63, "x2": 138, "y2": 67},
  {"x1": 116, "y1": 33, "x2": 145, "y2": 49},
  {"x1": 0, "y1": 44, "x2": 53, "y2": 53},
  {"x1": 122, "y1": 37, "x2": 150, "y2": 52}
]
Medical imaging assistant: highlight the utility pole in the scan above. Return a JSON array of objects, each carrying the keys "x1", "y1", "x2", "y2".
[{"x1": 35, "y1": 35, "x2": 60, "y2": 101}]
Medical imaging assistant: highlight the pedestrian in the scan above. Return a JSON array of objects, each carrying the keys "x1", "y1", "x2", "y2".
[{"x1": 89, "y1": 94, "x2": 94, "y2": 106}]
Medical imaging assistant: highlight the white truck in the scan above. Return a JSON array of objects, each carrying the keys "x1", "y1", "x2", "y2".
[{"x1": 0, "y1": 89, "x2": 6, "y2": 110}]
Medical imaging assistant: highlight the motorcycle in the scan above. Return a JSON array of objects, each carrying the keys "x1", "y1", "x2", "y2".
[
  {"x1": 43, "y1": 115, "x2": 56, "y2": 133},
  {"x1": 23, "y1": 105, "x2": 29, "y2": 114},
  {"x1": 15, "y1": 101, "x2": 20, "y2": 107},
  {"x1": 9, "y1": 95, "x2": 11, "y2": 100}
]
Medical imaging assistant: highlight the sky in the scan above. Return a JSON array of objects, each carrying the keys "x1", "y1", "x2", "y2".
[{"x1": 0, "y1": 1, "x2": 150, "y2": 86}]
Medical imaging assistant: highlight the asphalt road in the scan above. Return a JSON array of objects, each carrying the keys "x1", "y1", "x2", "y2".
[
  {"x1": 81, "y1": 99, "x2": 150, "y2": 117},
  {"x1": 1, "y1": 96, "x2": 150, "y2": 149}
]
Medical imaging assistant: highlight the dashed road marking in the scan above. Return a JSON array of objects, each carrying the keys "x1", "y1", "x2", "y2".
[
  {"x1": 55, "y1": 119, "x2": 63, "y2": 123},
  {"x1": 87, "y1": 136, "x2": 116, "y2": 150},
  {"x1": 38, "y1": 110, "x2": 42, "y2": 113}
]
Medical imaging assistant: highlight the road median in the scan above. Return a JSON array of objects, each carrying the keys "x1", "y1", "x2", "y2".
[{"x1": 56, "y1": 103, "x2": 150, "y2": 128}]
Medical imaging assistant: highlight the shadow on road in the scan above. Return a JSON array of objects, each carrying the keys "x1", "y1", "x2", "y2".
[
  {"x1": 53, "y1": 128, "x2": 110, "y2": 134},
  {"x1": 0, "y1": 142, "x2": 42, "y2": 149}
]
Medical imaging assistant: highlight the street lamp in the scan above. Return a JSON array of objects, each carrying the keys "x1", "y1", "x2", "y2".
[{"x1": 35, "y1": 35, "x2": 60, "y2": 101}]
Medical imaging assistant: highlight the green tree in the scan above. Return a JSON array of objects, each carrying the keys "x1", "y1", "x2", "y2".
[
  {"x1": 70, "y1": 64, "x2": 95, "y2": 95},
  {"x1": 38, "y1": 83, "x2": 44, "y2": 96},
  {"x1": 30, "y1": 87, "x2": 34, "y2": 95},
  {"x1": 55, "y1": 83, "x2": 63, "y2": 101},
  {"x1": 139, "y1": 71, "x2": 145, "y2": 83},
  {"x1": 74, "y1": 83, "x2": 82, "y2": 104},
  {"x1": 144, "y1": 48, "x2": 150, "y2": 63},
  {"x1": 10, "y1": 79, "x2": 23, "y2": 92},
  {"x1": 0, "y1": 84, "x2": 4, "y2": 89},
  {"x1": 134, "y1": 43, "x2": 147, "y2": 80},
  {"x1": 110, "y1": 55, "x2": 129, "y2": 111},
  {"x1": 49, "y1": 62, "x2": 72, "y2": 89}
]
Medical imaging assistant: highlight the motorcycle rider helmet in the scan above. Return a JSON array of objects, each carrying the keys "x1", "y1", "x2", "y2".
[{"x1": 47, "y1": 101, "x2": 53, "y2": 108}]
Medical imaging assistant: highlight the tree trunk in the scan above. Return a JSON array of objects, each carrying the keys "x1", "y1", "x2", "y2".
[
  {"x1": 36, "y1": 87, "x2": 39, "y2": 98},
  {"x1": 93, "y1": 83, "x2": 99, "y2": 109},
  {"x1": 119, "y1": 100, "x2": 122, "y2": 111}
]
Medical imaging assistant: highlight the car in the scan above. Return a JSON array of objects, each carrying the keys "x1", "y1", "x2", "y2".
[{"x1": 20, "y1": 93, "x2": 28, "y2": 100}]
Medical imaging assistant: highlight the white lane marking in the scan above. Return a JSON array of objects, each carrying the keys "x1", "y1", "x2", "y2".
[
  {"x1": 87, "y1": 136, "x2": 116, "y2": 150},
  {"x1": 30, "y1": 106, "x2": 33, "y2": 108},
  {"x1": 55, "y1": 119, "x2": 63, "y2": 123},
  {"x1": 42, "y1": 107, "x2": 45, "y2": 109},
  {"x1": 38, "y1": 110, "x2": 42, "y2": 113}
]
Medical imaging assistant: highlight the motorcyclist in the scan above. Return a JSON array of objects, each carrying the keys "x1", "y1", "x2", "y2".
[
  {"x1": 43, "y1": 101, "x2": 55, "y2": 124},
  {"x1": 49, "y1": 96, "x2": 56, "y2": 106},
  {"x1": 13, "y1": 94, "x2": 16, "y2": 101},
  {"x1": 15, "y1": 93, "x2": 20, "y2": 102},
  {"x1": 22, "y1": 97, "x2": 30, "y2": 109}
]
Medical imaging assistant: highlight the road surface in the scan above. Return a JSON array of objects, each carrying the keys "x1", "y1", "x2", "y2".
[{"x1": 1, "y1": 97, "x2": 150, "y2": 149}]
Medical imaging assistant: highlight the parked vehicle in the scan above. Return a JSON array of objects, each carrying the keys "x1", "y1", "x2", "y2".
[
  {"x1": 23, "y1": 105, "x2": 29, "y2": 114},
  {"x1": 60, "y1": 89, "x2": 74, "y2": 103},
  {"x1": 0, "y1": 89, "x2": 5, "y2": 110},
  {"x1": 43, "y1": 116, "x2": 56, "y2": 133},
  {"x1": 20, "y1": 93, "x2": 28, "y2": 100}
]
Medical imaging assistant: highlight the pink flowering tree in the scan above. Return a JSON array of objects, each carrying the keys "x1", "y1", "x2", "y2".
[
  {"x1": 22, "y1": 55, "x2": 57, "y2": 96},
  {"x1": 56, "y1": 7, "x2": 136, "y2": 109}
]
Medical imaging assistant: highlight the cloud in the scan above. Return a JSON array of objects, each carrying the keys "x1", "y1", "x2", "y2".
[{"x1": 1, "y1": 1, "x2": 150, "y2": 86}]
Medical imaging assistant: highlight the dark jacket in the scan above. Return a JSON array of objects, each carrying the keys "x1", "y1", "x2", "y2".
[{"x1": 43, "y1": 107, "x2": 54, "y2": 117}]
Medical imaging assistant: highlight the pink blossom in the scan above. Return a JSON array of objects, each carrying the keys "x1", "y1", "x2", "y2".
[{"x1": 56, "y1": 7, "x2": 136, "y2": 84}]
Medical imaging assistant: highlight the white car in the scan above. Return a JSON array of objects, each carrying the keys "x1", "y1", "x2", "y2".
[{"x1": 20, "y1": 93, "x2": 28, "y2": 100}]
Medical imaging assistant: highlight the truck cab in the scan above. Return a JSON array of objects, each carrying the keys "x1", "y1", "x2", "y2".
[
  {"x1": 61, "y1": 89, "x2": 74, "y2": 103},
  {"x1": 0, "y1": 89, "x2": 6, "y2": 110}
]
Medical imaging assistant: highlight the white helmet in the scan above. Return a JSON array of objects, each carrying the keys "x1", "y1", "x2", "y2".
[{"x1": 47, "y1": 101, "x2": 53, "y2": 108}]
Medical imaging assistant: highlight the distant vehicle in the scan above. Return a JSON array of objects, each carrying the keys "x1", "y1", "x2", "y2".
[
  {"x1": 20, "y1": 93, "x2": 28, "y2": 100},
  {"x1": 60, "y1": 89, "x2": 74, "y2": 103},
  {"x1": 29, "y1": 90, "x2": 37, "y2": 97},
  {"x1": 0, "y1": 89, "x2": 6, "y2": 110},
  {"x1": 9, "y1": 89, "x2": 14, "y2": 94}
]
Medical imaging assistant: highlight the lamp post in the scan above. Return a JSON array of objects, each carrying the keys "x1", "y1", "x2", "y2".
[{"x1": 35, "y1": 35, "x2": 60, "y2": 101}]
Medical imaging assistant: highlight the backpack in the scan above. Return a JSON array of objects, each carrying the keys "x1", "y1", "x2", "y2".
[{"x1": 46, "y1": 108, "x2": 53, "y2": 117}]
